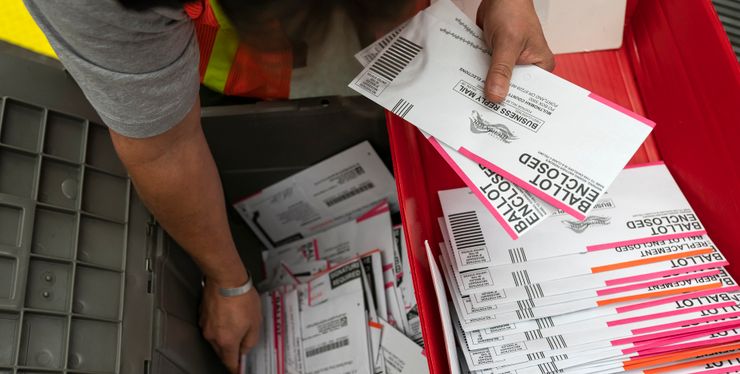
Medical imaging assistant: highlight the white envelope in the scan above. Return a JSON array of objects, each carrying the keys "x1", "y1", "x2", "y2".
[
  {"x1": 355, "y1": 24, "x2": 554, "y2": 239},
  {"x1": 234, "y1": 141, "x2": 397, "y2": 249},
  {"x1": 426, "y1": 241, "x2": 461, "y2": 374},
  {"x1": 440, "y1": 164, "x2": 706, "y2": 272},
  {"x1": 427, "y1": 135, "x2": 554, "y2": 239},
  {"x1": 469, "y1": 268, "x2": 731, "y2": 318},
  {"x1": 441, "y1": 233, "x2": 727, "y2": 297},
  {"x1": 454, "y1": 293, "x2": 740, "y2": 371},
  {"x1": 442, "y1": 246, "x2": 732, "y2": 331},
  {"x1": 393, "y1": 225, "x2": 424, "y2": 344},
  {"x1": 281, "y1": 287, "x2": 305, "y2": 374},
  {"x1": 301, "y1": 287, "x2": 373, "y2": 374},
  {"x1": 379, "y1": 319, "x2": 430, "y2": 374},
  {"x1": 349, "y1": 0, "x2": 653, "y2": 220}
]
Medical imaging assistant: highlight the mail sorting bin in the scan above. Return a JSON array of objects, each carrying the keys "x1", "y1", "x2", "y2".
[
  {"x1": 386, "y1": 0, "x2": 740, "y2": 373},
  {"x1": 0, "y1": 47, "x2": 393, "y2": 374}
]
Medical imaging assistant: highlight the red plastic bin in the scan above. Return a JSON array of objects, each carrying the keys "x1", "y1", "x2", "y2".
[{"x1": 387, "y1": 0, "x2": 740, "y2": 373}]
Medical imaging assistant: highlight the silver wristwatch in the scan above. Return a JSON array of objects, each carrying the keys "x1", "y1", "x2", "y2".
[{"x1": 217, "y1": 272, "x2": 254, "y2": 297}]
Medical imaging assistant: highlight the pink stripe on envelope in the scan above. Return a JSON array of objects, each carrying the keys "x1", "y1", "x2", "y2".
[
  {"x1": 588, "y1": 92, "x2": 656, "y2": 128},
  {"x1": 636, "y1": 332, "x2": 740, "y2": 356},
  {"x1": 616, "y1": 287, "x2": 736, "y2": 313},
  {"x1": 622, "y1": 320, "x2": 740, "y2": 352},
  {"x1": 608, "y1": 303, "x2": 737, "y2": 327},
  {"x1": 586, "y1": 230, "x2": 707, "y2": 251},
  {"x1": 694, "y1": 366, "x2": 740, "y2": 374},
  {"x1": 631, "y1": 312, "x2": 740, "y2": 336},
  {"x1": 428, "y1": 138, "x2": 519, "y2": 239},
  {"x1": 624, "y1": 161, "x2": 666, "y2": 169},
  {"x1": 356, "y1": 201, "x2": 391, "y2": 222},
  {"x1": 612, "y1": 314, "x2": 740, "y2": 346},
  {"x1": 606, "y1": 262, "x2": 727, "y2": 286},
  {"x1": 622, "y1": 330, "x2": 721, "y2": 355},
  {"x1": 458, "y1": 146, "x2": 587, "y2": 221},
  {"x1": 597, "y1": 270, "x2": 721, "y2": 296}
]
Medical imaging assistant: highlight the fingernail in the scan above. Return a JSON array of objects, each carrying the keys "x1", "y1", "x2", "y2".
[{"x1": 489, "y1": 85, "x2": 507, "y2": 102}]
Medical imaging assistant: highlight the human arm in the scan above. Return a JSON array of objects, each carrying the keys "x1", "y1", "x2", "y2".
[
  {"x1": 109, "y1": 98, "x2": 261, "y2": 373},
  {"x1": 477, "y1": 0, "x2": 555, "y2": 102},
  {"x1": 22, "y1": 1, "x2": 261, "y2": 372}
]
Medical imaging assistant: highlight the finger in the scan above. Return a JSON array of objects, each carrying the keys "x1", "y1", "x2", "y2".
[
  {"x1": 221, "y1": 343, "x2": 240, "y2": 374},
  {"x1": 485, "y1": 34, "x2": 523, "y2": 103},
  {"x1": 534, "y1": 48, "x2": 556, "y2": 72},
  {"x1": 241, "y1": 326, "x2": 261, "y2": 353},
  {"x1": 523, "y1": 42, "x2": 555, "y2": 72}
]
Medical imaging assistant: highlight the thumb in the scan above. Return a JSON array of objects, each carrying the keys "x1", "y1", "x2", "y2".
[{"x1": 485, "y1": 34, "x2": 522, "y2": 103}]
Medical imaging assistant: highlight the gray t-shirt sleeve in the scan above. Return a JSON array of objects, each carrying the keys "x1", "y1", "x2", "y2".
[{"x1": 23, "y1": 0, "x2": 200, "y2": 138}]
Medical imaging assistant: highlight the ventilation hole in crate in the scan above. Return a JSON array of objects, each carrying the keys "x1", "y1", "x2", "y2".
[
  {"x1": 0, "y1": 147, "x2": 38, "y2": 199},
  {"x1": 82, "y1": 169, "x2": 128, "y2": 222},
  {"x1": 18, "y1": 313, "x2": 66, "y2": 369},
  {"x1": 77, "y1": 216, "x2": 124, "y2": 269},
  {"x1": 25, "y1": 259, "x2": 71, "y2": 313},
  {"x1": 73, "y1": 266, "x2": 122, "y2": 320},
  {"x1": 0, "y1": 100, "x2": 43, "y2": 152},
  {"x1": 38, "y1": 159, "x2": 80, "y2": 209},
  {"x1": 0, "y1": 204, "x2": 22, "y2": 247},
  {"x1": 32, "y1": 208, "x2": 76, "y2": 259},
  {"x1": 69, "y1": 319, "x2": 119, "y2": 372},
  {"x1": 44, "y1": 111, "x2": 85, "y2": 163},
  {"x1": 0, "y1": 312, "x2": 19, "y2": 366},
  {"x1": 0, "y1": 257, "x2": 15, "y2": 302}
]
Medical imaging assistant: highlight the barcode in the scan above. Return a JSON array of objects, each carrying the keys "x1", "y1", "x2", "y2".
[
  {"x1": 527, "y1": 352, "x2": 545, "y2": 361},
  {"x1": 512, "y1": 270, "x2": 532, "y2": 287},
  {"x1": 509, "y1": 248, "x2": 528, "y2": 263},
  {"x1": 516, "y1": 308, "x2": 535, "y2": 320},
  {"x1": 517, "y1": 299, "x2": 535, "y2": 310},
  {"x1": 448, "y1": 211, "x2": 486, "y2": 250},
  {"x1": 369, "y1": 36, "x2": 422, "y2": 83},
  {"x1": 552, "y1": 354, "x2": 568, "y2": 362},
  {"x1": 524, "y1": 284, "x2": 545, "y2": 299},
  {"x1": 392, "y1": 98, "x2": 414, "y2": 118},
  {"x1": 537, "y1": 362, "x2": 561, "y2": 374},
  {"x1": 535, "y1": 317, "x2": 555, "y2": 329},
  {"x1": 524, "y1": 329, "x2": 544, "y2": 341},
  {"x1": 378, "y1": 26, "x2": 405, "y2": 50},
  {"x1": 546, "y1": 335, "x2": 567, "y2": 350},
  {"x1": 305, "y1": 337, "x2": 350, "y2": 358},
  {"x1": 324, "y1": 181, "x2": 374, "y2": 207}
]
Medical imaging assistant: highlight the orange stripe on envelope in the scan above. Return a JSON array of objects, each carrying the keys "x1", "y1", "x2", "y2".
[
  {"x1": 642, "y1": 350, "x2": 740, "y2": 373},
  {"x1": 623, "y1": 342, "x2": 740, "y2": 371},
  {"x1": 368, "y1": 321, "x2": 383, "y2": 329},
  {"x1": 596, "y1": 282, "x2": 722, "y2": 307},
  {"x1": 591, "y1": 248, "x2": 714, "y2": 273}
]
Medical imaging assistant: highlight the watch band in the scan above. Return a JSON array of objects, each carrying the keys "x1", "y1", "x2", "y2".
[{"x1": 218, "y1": 272, "x2": 254, "y2": 297}]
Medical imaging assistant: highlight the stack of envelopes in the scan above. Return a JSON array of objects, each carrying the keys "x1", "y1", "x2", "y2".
[
  {"x1": 234, "y1": 142, "x2": 427, "y2": 374},
  {"x1": 436, "y1": 163, "x2": 739, "y2": 373}
]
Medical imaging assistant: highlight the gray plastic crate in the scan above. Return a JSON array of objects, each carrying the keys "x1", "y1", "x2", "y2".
[
  {"x1": 0, "y1": 96, "x2": 130, "y2": 374},
  {"x1": 0, "y1": 45, "x2": 390, "y2": 374}
]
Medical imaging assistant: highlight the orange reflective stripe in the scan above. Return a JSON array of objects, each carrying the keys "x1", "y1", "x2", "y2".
[
  {"x1": 200, "y1": 0, "x2": 239, "y2": 93},
  {"x1": 188, "y1": 0, "x2": 291, "y2": 98}
]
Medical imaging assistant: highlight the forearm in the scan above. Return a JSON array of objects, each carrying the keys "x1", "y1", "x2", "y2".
[{"x1": 110, "y1": 98, "x2": 247, "y2": 287}]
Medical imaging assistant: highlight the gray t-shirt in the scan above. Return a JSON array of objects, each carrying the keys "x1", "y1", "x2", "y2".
[{"x1": 24, "y1": 0, "x2": 199, "y2": 138}]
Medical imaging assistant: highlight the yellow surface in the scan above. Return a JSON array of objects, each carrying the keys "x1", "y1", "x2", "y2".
[{"x1": 0, "y1": 0, "x2": 57, "y2": 58}]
